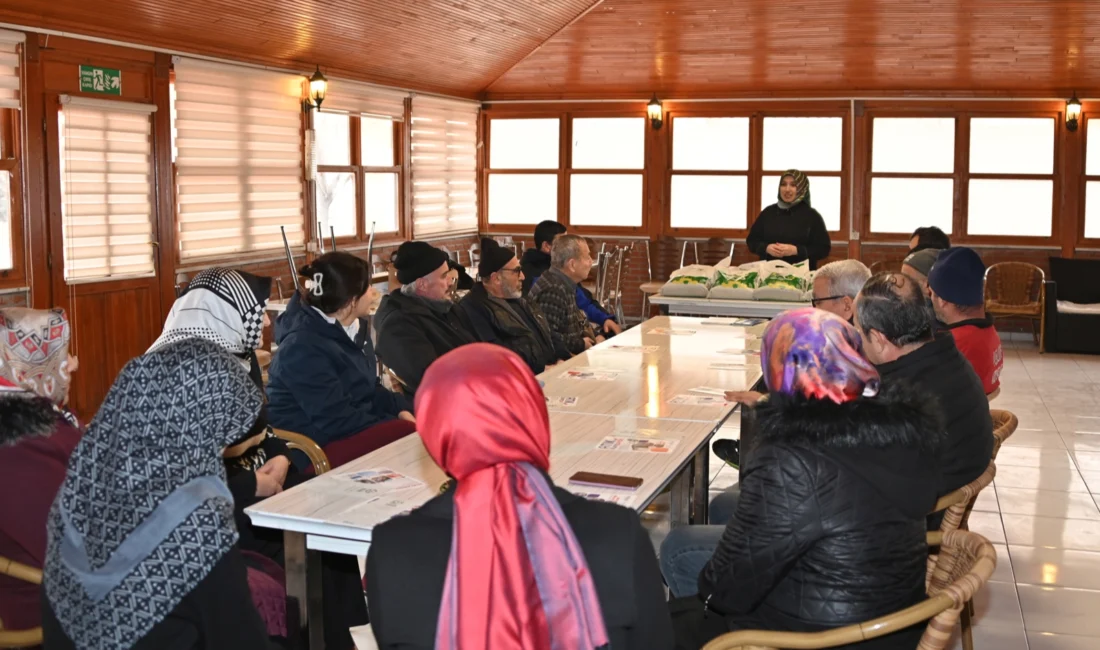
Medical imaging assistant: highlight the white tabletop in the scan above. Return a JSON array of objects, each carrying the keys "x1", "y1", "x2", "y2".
[
  {"x1": 245, "y1": 411, "x2": 720, "y2": 555},
  {"x1": 538, "y1": 316, "x2": 764, "y2": 421},
  {"x1": 649, "y1": 295, "x2": 806, "y2": 318}
]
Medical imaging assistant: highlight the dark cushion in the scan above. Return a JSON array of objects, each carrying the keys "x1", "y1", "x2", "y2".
[{"x1": 1048, "y1": 257, "x2": 1100, "y2": 304}]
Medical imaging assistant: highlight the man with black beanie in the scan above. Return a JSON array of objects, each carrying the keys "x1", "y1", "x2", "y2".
[
  {"x1": 375, "y1": 241, "x2": 475, "y2": 395},
  {"x1": 928, "y1": 247, "x2": 1002, "y2": 395},
  {"x1": 458, "y1": 238, "x2": 562, "y2": 374}
]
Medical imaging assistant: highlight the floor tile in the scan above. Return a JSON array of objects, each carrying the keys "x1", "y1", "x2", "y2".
[
  {"x1": 972, "y1": 485, "x2": 999, "y2": 512},
  {"x1": 967, "y1": 510, "x2": 1007, "y2": 544},
  {"x1": 1018, "y1": 584, "x2": 1100, "y2": 635},
  {"x1": 1073, "y1": 451, "x2": 1100, "y2": 473},
  {"x1": 995, "y1": 446, "x2": 1074, "y2": 468},
  {"x1": 970, "y1": 579, "x2": 1025, "y2": 626},
  {"x1": 1028, "y1": 631, "x2": 1100, "y2": 650},
  {"x1": 995, "y1": 465, "x2": 1090, "y2": 493},
  {"x1": 1002, "y1": 514, "x2": 1100, "y2": 552},
  {"x1": 1009, "y1": 545, "x2": 1100, "y2": 590},
  {"x1": 948, "y1": 622, "x2": 1029, "y2": 650},
  {"x1": 1003, "y1": 431, "x2": 1068, "y2": 449},
  {"x1": 995, "y1": 487, "x2": 1100, "y2": 520},
  {"x1": 1060, "y1": 433, "x2": 1100, "y2": 452}
]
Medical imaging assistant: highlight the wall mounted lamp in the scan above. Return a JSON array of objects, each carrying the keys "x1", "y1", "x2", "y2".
[
  {"x1": 647, "y1": 94, "x2": 663, "y2": 130},
  {"x1": 1067, "y1": 92, "x2": 1082, "y2": 132},
  {"x1": 304, "y1": 66, "x2": 328, "y2": 112}
]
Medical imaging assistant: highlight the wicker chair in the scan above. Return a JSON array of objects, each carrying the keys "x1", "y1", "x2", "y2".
[
  {"x1": 0, "y1": 556, "x2": 43, "y2": 648},
  {"x1": 701, "y1": 529, "x2": 997, "y2": 650},
  {"x1": 272, "y1": 429, "x2": 331, "y2": 475},
  {"x1": 989, "y1": 409, "x2": 1019, "y2": 460},
  {"x1": 984, "y1": 262, "x2": 1045, "y2": 351}
]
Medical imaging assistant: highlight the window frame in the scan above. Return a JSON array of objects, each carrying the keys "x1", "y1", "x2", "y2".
[
  {"x1": 863, "y1": 104, "x2": 1063, "y2": 246},
  {"x1": 1079, "y1": 113, "x2": 1100, "y2": 246},
  {"x1": 0, "y1": 107, "x2": 26, "y2": 289},
  {"x1": 480, "y1": 107, "x2": 651, "y2": 237},
  {"x1": 312, "y1": 111, "x2": 406, "y2": 246},
  {"x1": 664, "y1": 106, "x2": 850, "y2": 241}
]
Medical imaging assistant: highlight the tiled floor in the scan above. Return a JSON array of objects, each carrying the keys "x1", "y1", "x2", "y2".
[{"x1": 646, "y1": 339, "x2": 1100, "y2": 649}]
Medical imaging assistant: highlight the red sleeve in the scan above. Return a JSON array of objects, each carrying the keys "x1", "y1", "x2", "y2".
[{"x1": 951, "y1": 328, "x2": 1001, "y2": 394}]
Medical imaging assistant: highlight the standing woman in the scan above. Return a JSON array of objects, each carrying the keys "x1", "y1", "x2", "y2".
[{"x1": 746, "y1": 170, "x2": 831, "y2": 270}]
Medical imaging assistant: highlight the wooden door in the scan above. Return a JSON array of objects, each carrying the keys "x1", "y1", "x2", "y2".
[{"x1": 44, "y1": 89, "x2": 165, "y2": 422}]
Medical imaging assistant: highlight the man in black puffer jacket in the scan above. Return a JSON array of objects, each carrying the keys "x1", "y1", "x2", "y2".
[{"x1": 670, "y1": 309, "x2": 943, "y2": 650}]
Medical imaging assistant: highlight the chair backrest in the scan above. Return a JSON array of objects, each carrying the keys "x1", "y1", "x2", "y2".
[
  {"x1": 0, "y1": 555, "x2": 44, "y2": 648},
  {"x1": 701, "y1": 530, "x2": 996, "y2": 650},
  {"x1": 931, "y1": 461, "x2": 996, "y2": 536},
  {"x1": 984, "y1": 262, "x2": 1043, "y2": 307},
  {"x1": 598, "y1": 247, "x2": 626, "y2": 305},
  {"x1": 272, "y1": 429, "x2": 331, "y2": 475},
  {"x1": 989, "y1": 409, "x2": 1018, "y2": 459}
]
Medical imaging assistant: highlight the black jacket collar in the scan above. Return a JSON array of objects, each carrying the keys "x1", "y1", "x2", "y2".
[
  {"x1": 876, "y1": 334, "x2": 957, "y2": 380},
  {"x1": 945, "y1": 315, "x2": 994, "y2": 330}
]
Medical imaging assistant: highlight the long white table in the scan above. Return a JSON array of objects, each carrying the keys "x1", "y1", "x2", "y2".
[
  {"x1": 246, "y1": 315, "x2": 762, "y2": 649},
  {"x1": 650, "y1": 294, "x2": 806, "y2": 318}
]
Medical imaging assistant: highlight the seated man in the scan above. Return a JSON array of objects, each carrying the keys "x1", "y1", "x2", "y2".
[
  {"x1": 520, "y1": 220, "x2": 621, "y2": 336},
  {"x1": 909, "y1": 225, "x2": 951, "y2": 254},
  {"x1": 810, "y1": 259, "x2": 871, "y2": 324},
  {"x1": 529, "y1": 234, "x2": 602, "y2": 357},
  {"x1": 375, "y1": 241, "x2": 476, "y2": 395},
  {"x1": 928, "y1": 247, "x2": 1003, "y2": 395},
  {"x1": 856, "y1": 272, "x2": 993, "y2": 508},
  {"x1": 900, "y1": 248, "x2": 942, "y2": 298},
  {"x1": 713, "y1": 258, "x2": 872, "y2": 468},
  {"x1": 458, "y1": 238, "x2": 562, "y2": 373}
]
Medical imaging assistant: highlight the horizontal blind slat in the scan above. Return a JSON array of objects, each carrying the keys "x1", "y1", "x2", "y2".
[{"x1": 410, "y1": 96, "x2": 479, "y2": 238}]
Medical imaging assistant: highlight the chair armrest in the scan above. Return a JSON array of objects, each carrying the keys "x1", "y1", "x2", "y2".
[{"x1": 272, "y1": 429, "x2": 331, "y2": 475}]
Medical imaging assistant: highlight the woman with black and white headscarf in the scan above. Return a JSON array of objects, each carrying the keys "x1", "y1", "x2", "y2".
[{"x1": 41, "y1": 338, "x2": 275, "y2": 649}]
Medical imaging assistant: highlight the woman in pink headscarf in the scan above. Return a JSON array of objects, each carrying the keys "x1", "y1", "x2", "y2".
[{"x1": 365, "y1": 343, "x2": 673, "y2": 649}]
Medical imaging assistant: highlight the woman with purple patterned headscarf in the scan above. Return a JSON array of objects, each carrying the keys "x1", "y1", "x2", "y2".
[{"x1": 668, "y1": 308, "x2": 944, "y2": 650}]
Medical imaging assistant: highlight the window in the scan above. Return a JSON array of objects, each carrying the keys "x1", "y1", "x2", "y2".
[
  {"x1": 313, "y1": 112, "x2": 403, "y2": 239},
  {"x1": 410, "y1": 96, "x2": 478, "y2": 237},
  {"x1": 486, "y1": 118, "x2": 559, "y2": 225},
  {"x1": 670, "y1": 117, "x2": 749, "y2": 229},
  {"x1": 569, "y1": 117, "x2": 645, "y2": 227},
  {"x1": 0, "y1": 30, "x2": 23, "y2": 280},
  {"x1": 172, "y1": 58, "x2": 304, "y2": 260},
  {"x1": 59, "y1": 96, "x2": 156, "y2": 281},
  {"x1": 312, "y1": 79, "x2": 407, "y2": 241},
  {"x1": 966, "y1": 117, "x2": 1053, "y2": 237},
  {"x1": 869, "y1": 117, "x2": 956, "y2": 234},
  {"x1": 1085, "y1": 120, "x2": 1100, "y2": 239},
  {"x1": 761, "y1": 117, "x2": 844, "y2": 232}
]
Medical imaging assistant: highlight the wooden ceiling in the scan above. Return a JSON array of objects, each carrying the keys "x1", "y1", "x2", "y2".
[
  {"x1": 0, "y1": 0, "x2": 598, "y2": 97},
  {"x1": 488, "y1": 0, "x2": 1100, "y2": 99},
  {"x1": 5, "y1": 0, "x2": 1100, "y2": 99}
]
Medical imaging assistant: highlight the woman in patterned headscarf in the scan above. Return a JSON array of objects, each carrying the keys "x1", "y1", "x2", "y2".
[
  {"x1": 41, "y1": 338, "x2": 275, "y2": 649},
  {"x1": 151, "y1": 267, "x2": 369, "y2": 650},
  {"x1": 0, "y1": 308, "x2": 82, "y2": 637},
  {"x1": 666, "y1": 309, "x2": 943, "y2": 650},
  {"x1": 746, "y1": 169, "x2": 832, "y2": 270}
]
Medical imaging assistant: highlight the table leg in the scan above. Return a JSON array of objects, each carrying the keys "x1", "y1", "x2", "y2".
[
  {"x1": 691, "y1": 446, "x2": 710, "y2": 525},
  {"x1": 285, "y1": 531, "x2": 326, "y2": 649},
  {"x1": 669, "y1": 461, "x2": 693, "y2": 529}
]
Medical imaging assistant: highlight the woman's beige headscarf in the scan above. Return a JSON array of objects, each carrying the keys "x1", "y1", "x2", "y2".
[{"x1": 0, "y1": 307, "x2": 73, "y2": 405}]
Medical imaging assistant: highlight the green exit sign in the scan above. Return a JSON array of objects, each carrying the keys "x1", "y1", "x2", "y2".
[{"x1": 79, "y1": 65, "x2": 121, "y2": 95}]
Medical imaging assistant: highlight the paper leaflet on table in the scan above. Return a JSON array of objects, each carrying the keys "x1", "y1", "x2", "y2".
[
  {"x1": 606, "y1": 344, "x2": 660, "y2": 353},
  {"x1": 597, "y1": 435, "x2": 679, "y2": 453},
  {"x1": 545, "y1": 395, "x2": 579, "y2": 407},
  {"x1": 646, "y1": 327, "x2": 697, "y2": 336},
  {"x1": 565, "y1": 488, "x2": 638, "y2": 508},
  {"x1": 560, "y1": 366, "x2": 624, "y2": 381},
  {"x1": 669, "y1": 394, "x2": 731, "y2": 406},
  {"x1": 697, "y1": 317, "x2": 767, "y2": 327},
  {"x1": 709, "y1": 361, "x2": 756, "y2": 371},
  {"x1": 689, "y1": 386, "x2": 729, "y2": 397}
]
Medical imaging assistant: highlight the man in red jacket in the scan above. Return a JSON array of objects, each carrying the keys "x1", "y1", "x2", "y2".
[{"x1": 928, "y1": 247, "x2": 1003, "y2": 395}]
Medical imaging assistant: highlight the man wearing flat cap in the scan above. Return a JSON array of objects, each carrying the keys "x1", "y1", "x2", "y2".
[
  {"x1": 900, "y1": 248, "x2": 942, "y2": 299},
  {"x1": 458, "y1": 238, "x2": 562, "y2": 374},
  {"x1": 375, "y1": 241, "x2": 476, "y2": 395}
]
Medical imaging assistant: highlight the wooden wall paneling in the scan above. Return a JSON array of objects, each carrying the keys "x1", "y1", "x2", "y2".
[
  {"x1": 0, "y1": 0, "x2": 602, "y2": 98},
  {"x1": 849, "y1": 100, "x2": 866, "y2": 261},
  {"x1": 1063, "y1": 108, "x2": 1086, "y2": 256}
]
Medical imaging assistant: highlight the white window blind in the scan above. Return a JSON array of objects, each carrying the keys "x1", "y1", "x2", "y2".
[
  {"x1": 320, "y1": 79, "x2": 407, "y2": 121},
  {"x1": 59, "y1": 96, "x2": 156, "y2": 281},
  {"x1": 173, "y1": 57, "x2": 304, "y2": 260},
  {"x1": 0, "y1": 30, "x2": 23, "y2": 110},
  {"x1": 410, "y1": 96, "x2": 478, "y2": 237}
]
